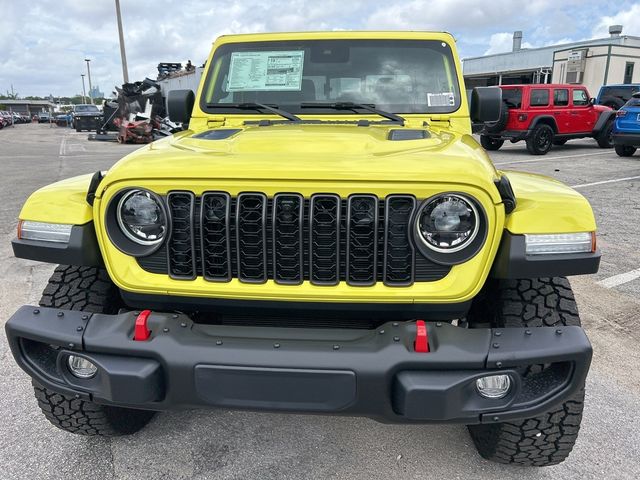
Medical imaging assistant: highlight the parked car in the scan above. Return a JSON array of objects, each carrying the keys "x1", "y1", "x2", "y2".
[
  {"x1": 54, "y1": 113, "x2": 70, "y2": 127},
  {"x1": 72, "y1": 104, "x2": 102, "y2": 132},
  {"x1": 596, "y1": 84, "x2": 640, "y2": 110},
  {"x1": 37, "y1": 112, "x2": 51, "y2": 123},
  {"x1": 480, "y1": 84, "x2": 615, "y2": 154},
  {"x1": 612, "y1": 92, "x2": 640, "y2": 157},
  {"x1": 6, "y1": 31, "x2": 601, "y2": 467}
]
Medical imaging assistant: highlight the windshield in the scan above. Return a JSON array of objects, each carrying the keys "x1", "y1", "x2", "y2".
[
  {"x1": 201, "y1": 39, "x2": 461, "y2": 115},
  {"x1": 75, "y1": 105, "x2": 99, "y2": 112}
]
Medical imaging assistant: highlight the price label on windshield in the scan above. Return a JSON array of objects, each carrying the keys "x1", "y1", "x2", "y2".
[{"x1": 227, "y1": 51, "x2": 304, "y2": 92}]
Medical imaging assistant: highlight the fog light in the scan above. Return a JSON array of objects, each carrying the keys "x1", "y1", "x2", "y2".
[
  {"x1": 67, "y1": 355, "x2": 97, "y2": 379},
  {"x1": 476, "y1": 374, "x2": 511, "y2": 399}
]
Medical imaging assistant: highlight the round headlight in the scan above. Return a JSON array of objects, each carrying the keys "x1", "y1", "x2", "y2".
[
  {"x1": 416, "y1": 194, "x2": 479, "y2": 253},
  {"x1": 117, "y1": 189, "x2": 167, "y2": 245}
]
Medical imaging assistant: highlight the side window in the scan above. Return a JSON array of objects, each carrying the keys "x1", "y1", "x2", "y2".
[
  {"x1": 530, "y1": 89, "x2": 549, "y2": 106},
  {"x1": 554, "y1": 89, "x2": 569, "y2": 106},
  {"x1": 572, "y1": 89, "x2": 589, "y2": 106}
]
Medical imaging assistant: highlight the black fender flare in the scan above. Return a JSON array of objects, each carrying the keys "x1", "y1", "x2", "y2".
[
  {"x1": 592, "y1": 110, "x2": 615, "y2": 136},
  {"x1": 528, "y1": 115, "x2": 558, "y2": 133},
  {"x1": 11, "y1": 222, "x2": 103, "y2": 267}
]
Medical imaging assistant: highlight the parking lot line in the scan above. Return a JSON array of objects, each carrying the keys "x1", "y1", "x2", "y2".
[
  {"x1": 494, "y1": 151, "x2": 610, "y2": 166},
  {"x1": 597, "y1": 268, "x2": 640, "y2": 288},
  {"x1": 571, "y1": 175, "x2": 640, "y2": 189}
]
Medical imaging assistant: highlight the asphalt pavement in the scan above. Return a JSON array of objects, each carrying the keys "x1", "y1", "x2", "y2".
[{"x1": 1, "y1": 124, "x2": 639, "y2": 479}]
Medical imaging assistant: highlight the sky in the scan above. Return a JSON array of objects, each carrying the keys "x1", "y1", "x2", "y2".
[{"x1": 2, "y1": 0, "x2": 640, "y2": 98}]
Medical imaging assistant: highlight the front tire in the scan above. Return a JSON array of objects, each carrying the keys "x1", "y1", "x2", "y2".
[
  {"x1": 525, "y1": 124, "x2": 554, "y2": 155},
  {"x1": 480, "y1": 135, "x2": 504, "y2": 151},
  {"x1": 34, "y1": 265, "x2": 155, "y2": 436},
  {"x1": 466, "y1": 277, "x2": 585, "y2": 466},
  {"x1": 615, "y1": 144, "x2": 637, "y2": 157}
]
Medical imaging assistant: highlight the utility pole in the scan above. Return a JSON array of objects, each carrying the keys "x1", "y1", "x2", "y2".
[
  {"x1": 115, "y1": 0, "x2": 129, "y2": 83},
  {"x1": 84, "y1": 58, "x2": 94, "y2": 104},
  {"x1": 81, "y1": 74, "x2": 87, "y2": 104}
]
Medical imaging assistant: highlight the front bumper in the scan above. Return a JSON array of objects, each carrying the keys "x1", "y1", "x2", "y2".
[
  {"x1": 612, "y1": 132, "x2": 640, "y2": 147},
  {"x1": 5, "y1": 306, "x2": 591, "y2": 424}
]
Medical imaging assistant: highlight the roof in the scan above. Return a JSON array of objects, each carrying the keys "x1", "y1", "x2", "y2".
[
  {"x1": 500, "y1": 83, "x2": 588, "y2": 88},
  {"x1": 214, "y1": 31, "x2": 456, "y2": 44},
  {"x1": 0, "y1": 100, "x2": 56, "y2": 106}
]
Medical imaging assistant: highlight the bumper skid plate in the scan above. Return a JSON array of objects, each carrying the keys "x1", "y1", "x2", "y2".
[{"x1": 5, "y1": 305, "x2": 592, "y2": 424}]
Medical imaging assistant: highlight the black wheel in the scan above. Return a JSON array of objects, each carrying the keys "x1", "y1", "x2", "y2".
[
  {"x1": 466, "y1": 277, "x2": 585, "y2": 466},
  {"x1": 34, "y1": 265, "x2": 155, "y2": 436},
  {"x1": 525, "y1": 124, "x2": 554, "y2": 155},
  {"x1": 480, "y1": 135, "x2": 504, "y2": 151},
  {"x1": 484, "y1": 102, "x2": 509, "y2": 134},
  {"x1": 596, "y1": 120, "x2": 614, "y2": 148},
  {"x1": 615, "y1": 145, "x2": 637, "y2": 157},
  {"x1": 552, "y1": 139, "x2": 567, "y2": 146}
]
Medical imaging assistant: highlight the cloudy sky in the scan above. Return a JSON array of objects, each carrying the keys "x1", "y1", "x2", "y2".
[{"x1": 2, "y1": 0, "x2": 640, "y2": 97}]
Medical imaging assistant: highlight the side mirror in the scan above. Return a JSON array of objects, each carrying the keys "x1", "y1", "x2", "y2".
[
  {"x1": 167, "y1": 89, "x2": 195, "y2": 125},
  {"x1": 470, "y1": 86, "x2": 501, "y2": 123},
  {"x1": 589, "y1": 97, "x2": 596, "y2": 105}
]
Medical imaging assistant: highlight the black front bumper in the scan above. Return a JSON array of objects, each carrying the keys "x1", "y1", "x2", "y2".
[
  {"x1": 612, "y1": 132, "x2": 640, "y2": 147},
  {"x1": 5, "y1": 306, "x2": 591, "y2": 424}
]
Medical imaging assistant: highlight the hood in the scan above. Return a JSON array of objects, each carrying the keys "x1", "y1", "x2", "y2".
[{"x1": 102, "y1": 124, "x2": 499, "y2": 196}]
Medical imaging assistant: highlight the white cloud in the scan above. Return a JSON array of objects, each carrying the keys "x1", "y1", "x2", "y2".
[{"x1": 592, "y1": 4, "x2": 640, "y2": 38}]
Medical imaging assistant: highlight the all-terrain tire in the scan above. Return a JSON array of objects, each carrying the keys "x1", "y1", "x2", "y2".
[
  {"x1": 466, "y1": 277, "x2": 585, "y2": 466},
  {"x1": 480, "y1": 135, "x2": 504, "y2": 151},
  {"x1": 596, "y1": 120, "x2": 614, "y2": 148},
  {"x1": 525, "y1": 124, "x2": 554, "y2": 155},
  {"x1": 615, "y1": 144, "x2": 637, "y2": 157},
  {"x1": 34, "y1": 265, "x2": 155, "y2": 436}
]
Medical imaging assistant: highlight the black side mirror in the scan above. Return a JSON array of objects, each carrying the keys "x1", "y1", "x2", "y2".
[
  {"x1": 589, "y1": 97, "x2": 596, "y2": 105},
  {"x1": 167, "y1": 89, "x2": 195, "y2": 125},
  {"x1": 470, "y1": 87, "x2": 501, "y2": 123}
]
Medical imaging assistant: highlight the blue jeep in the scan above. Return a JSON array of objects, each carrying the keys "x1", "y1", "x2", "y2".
[
  {"x1": 612, "y1": 92, "x2": 640, "y2": 157},
  {"x1": 596, "y1": 84, "x2": 640, "y2": 110}
]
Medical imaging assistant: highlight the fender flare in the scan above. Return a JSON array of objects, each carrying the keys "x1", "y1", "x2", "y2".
[
  {"x1": 592, "y1": 110, "x2": 615, "y2": 136},
  {"x1": 528, "y1": 115, "x2": 558, "y2": 133}
]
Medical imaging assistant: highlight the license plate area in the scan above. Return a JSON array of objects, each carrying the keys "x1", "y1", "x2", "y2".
[{"x1": 194, "y1": 365, "x2": 356, "y2": 411}]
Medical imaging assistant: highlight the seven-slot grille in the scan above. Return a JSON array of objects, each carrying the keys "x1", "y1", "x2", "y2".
[{"x1": 138, "y1": 192, "x2": 451, "y2": 286}]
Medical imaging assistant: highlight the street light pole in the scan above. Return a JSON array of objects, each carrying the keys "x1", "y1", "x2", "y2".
[
  {"x1": 114, "y1": 0, "x2": 129, "y2": 83},
  {"x1": 81, "y1": 74, "x2": 87, "y2": 104},
  {"x1": 84, "y1": 58, "x2": 93, "y2": 104}
]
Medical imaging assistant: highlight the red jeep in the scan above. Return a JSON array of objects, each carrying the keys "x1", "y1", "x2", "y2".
[{"x1": 480, "y1": 84, "x2": 615, "y2": 155}]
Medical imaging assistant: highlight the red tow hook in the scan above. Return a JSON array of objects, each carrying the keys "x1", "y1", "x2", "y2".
[
  {"x1": 414, "y1": 320, "x2": 429, "y2": 352},
  {"x1": 134, "y1": 310, "x2": 152, "y2": 341}
]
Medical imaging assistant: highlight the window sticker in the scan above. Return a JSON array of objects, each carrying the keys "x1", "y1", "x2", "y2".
[
  {"x1": 227, "y1": 51, "x2": 305, "y2": 92},
  {"x1": 427, "y1": 92, "x2": 455, "y2": 107}
]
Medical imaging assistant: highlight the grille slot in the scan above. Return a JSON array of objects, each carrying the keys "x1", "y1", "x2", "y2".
[
  {"x1": 200, "y1": 192, "x2": 231, "y2": 281},
  {"x1": 138, "y1": 192, "x2": 451, "y2": 285},
  {"x1": 309, "y1": 195, "x2": 340, "y2": 285},
  {"x1": 167, "y1": 192, "x2": 196, "y2": 279},
  {"x1": 384, "y1": 195, "x2": 416, "y2": 285},
  {"x1": 273, "y1": 194, "x2": 304, "y2": 284},
  {"x1": 236, "y1": 193, "x2": 267, "y2": 283},
  {"x1": 346, "y1": 195, "x2": 378, "y2": 285}
]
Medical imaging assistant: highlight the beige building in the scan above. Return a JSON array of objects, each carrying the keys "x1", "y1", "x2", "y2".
[
  {"x1": 552, "y1": 39, "x2": 640, "y2": 95},
  {"x1": 464, "y1": 26, "x2": 640, "y2": 97}
]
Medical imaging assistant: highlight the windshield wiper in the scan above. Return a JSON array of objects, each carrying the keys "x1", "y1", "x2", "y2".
[
  {"x1": 206, "y1": 102, "x2": 300, "y2": 122},
  {"x1": 300, "y1": 102, "x2": 405, "y2": 125}
]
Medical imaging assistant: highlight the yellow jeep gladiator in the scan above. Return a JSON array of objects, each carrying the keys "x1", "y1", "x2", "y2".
[{"x1": 6, "y1": 31, "x2": 599, "y2": 466}]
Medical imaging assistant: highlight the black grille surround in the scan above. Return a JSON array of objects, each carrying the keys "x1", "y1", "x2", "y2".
[{"x1": 138, "y1": 192, "x2": 451, "y2": 286}]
